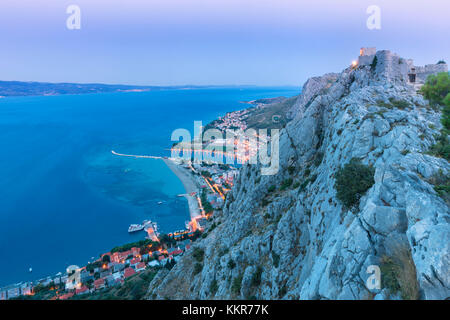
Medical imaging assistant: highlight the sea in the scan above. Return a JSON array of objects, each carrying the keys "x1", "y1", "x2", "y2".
[{"x1": 0, "y1": 86, "x2": 298, "y2": 286}]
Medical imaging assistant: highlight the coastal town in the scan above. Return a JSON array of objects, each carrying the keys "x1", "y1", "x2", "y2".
[
  {"x1": 0, "y1": 92, "x2": 280, "y2": 300},
  {"x1": 0, "y1": 142, "x2": 240, "y2": 300}
]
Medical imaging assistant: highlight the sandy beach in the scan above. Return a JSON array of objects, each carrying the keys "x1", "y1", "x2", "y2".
[{"x1": 163, "y1": 158, "x2": 202, "y2": 220}]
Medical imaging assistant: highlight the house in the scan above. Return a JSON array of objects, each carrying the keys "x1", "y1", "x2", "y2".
[
  {"x1": 20, "y1": 285, "x2": 32, "y2": 296},
  {"x1": 80, "y1": 270, "x2": 94, "y2": 284},
  {"x1": 167, "y1": 247, "x2": 178, "y2": 255},
  {"x1": 59, "y1": 292, "x2": 74, "y2": 300},
  {"x1": 100, "y1": 269, "x2": 112, "y2": 279},
  {"x1": 75, "y1": 286, "x2": 89, "y2": 295},
  {"x1": 112, "y1": 272, "x2": 122, "y2": 281},
  {"x1": 113, "y1": 263, "x2": 125, "y2": 273},
  {"x1": 60, "y1": 275, "x2": 68, "y2": 284},
  {"x1": 129, "y1": 257, "x2": 140, "y2": 268},
  {"x1": 135, "y1": 262, "x2": 146, "y2": 272},
  {"x1": 7, "y1": 287, "x2": 20, "y2": 299},
  {"x1": 174, "y1": 249, "x2": 184, "y2": 256},
  {"x1": 152, "y1": 250, "x2": 162, "y2": 256},
  {"x1": 123, "y1": 267, "x2": 136, "y2": 279},
  {"x1": 131, "y1": 247, "x2": 140, "y2": 256},
  {"x1": 94, "y1": 278, "x2": 105, "y2": 290}
]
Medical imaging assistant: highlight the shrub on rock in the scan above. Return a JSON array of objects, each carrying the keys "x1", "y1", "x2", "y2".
[{"x1": 335, "y1": 158, "x2": 375, "y2": 209}]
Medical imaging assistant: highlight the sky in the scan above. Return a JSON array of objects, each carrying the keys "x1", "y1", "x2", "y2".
[{"x1": 0, "y1": 0, "x2": 449, "y2": 86}]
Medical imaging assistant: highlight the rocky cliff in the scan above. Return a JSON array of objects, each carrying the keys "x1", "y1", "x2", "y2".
[{"x1": 148, "y1": 50, "x2": 449, "y2": 300}]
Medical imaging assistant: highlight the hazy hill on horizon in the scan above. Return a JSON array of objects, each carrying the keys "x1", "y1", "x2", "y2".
[{"x1": 0, "y1": 80, "x2": 245, "y2": 97}]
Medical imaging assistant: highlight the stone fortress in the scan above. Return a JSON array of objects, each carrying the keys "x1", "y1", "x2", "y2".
[{"x1": 357, "y1": 47, "x2": 448, "y2": 86}]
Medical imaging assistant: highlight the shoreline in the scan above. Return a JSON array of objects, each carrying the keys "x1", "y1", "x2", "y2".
[{"x1": 162, "y1": 158, "x2": 202, "y2": 221}]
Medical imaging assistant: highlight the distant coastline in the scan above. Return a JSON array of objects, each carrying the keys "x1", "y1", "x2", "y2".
[
  {"x1": 0, "y1": 81, "x2": 298, "y2": 98},
  {"x1": 0, "y1": 81, "x2": 220, "y2": 98}
]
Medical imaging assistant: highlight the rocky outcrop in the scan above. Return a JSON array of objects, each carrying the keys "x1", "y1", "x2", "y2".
[
  {"x1": 287, "y1": 73, "x2": 338, "y2": 119},
  {"x1": 148, "y1": 50, "x2": 449, "y2": 300}
]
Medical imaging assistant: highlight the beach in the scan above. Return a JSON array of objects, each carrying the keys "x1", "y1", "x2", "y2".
[{"x1": 163, "y1": 158, "x2": 202, "y2": 220}]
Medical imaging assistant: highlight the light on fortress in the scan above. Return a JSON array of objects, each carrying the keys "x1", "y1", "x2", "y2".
[{"x1": 352, "y1": 60, "x2": 358, "y2": 67}]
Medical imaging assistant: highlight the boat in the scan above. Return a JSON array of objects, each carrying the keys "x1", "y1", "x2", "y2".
[{"x1": 128, "y1": 224, "x2": 144, "y2": 233}]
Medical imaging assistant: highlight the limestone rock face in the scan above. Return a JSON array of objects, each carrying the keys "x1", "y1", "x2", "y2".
[
  {"x1": 148, "y1": 50, "x2": 450, "y2": 300},
  {"x1": 287, "y1": 73, "x2": 338, "y2": 120}
]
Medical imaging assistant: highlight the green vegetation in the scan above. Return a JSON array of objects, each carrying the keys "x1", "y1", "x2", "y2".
[
  {"x1": 110, "y1": 239, "x2": 159, "y2": 254},
  {"x1": 288, "y1": 165, "x2": 296, "y2": 175},
  {"x1": 380, "y1": 245, "x2": 419, "y2": 300},
  {"x1": 11, "y1": 282, "x2": 64, "y2": 300},
  {"x1": 370, "y1": 55, "x2": 378, "y2": 71},
  {"x1": 209, "y1": 279, "x2": 218, "y2": 295},
  {"x1": 244, "y1": 96, "x2": 297, "y2": 130},
  {"x1": 268, "y1": 185, "x2": 276, "y2": 192},
  {"x1": 72, "y1": 268, "x2": 157, "y2": 300},
  {"x1": 200, "y1": 189, "x2": 214, "y2": 213},
  {"x1": 420, "y1": 72, "x2": 450, "y2": 106},
  {"x1": 192, "y1": 247, "x2": 205, "y2": 262},
  {"x1": 298, "y1": 179, "x2": 311, "y2": 192},
  {"x1": 420, "y1": 72, "x2": 450, "y2": 161},
  {"x1": 428, "y1": 131, "x2": 450, "y2": 161},
  {"x1": 388, "y1": 97, "x2": 409, "y2": 110},
  {"x1": 231, "y1": 274, "x2": 243, "y2": 295},
  {"x1": 251, "y1": 266, "x2": 263, "y2": 287},
  {"x1": 280, "y1": 178, "x2": 293, "y2": 191},
  {"x1": 201, "y1": 170, "x2": 212, "y2": 178},
  {"x1": 427, "y1": 170, "x2": 450, "y2": 205},
  {"x1": 376, "y1": 97, "x2": 410, "y2": 110},
  {"x1": 86, "y1": 260, "x2": 103, "y2": 273},
  {"x1": 271, "y1": 251, "x2": 280, "y2": 268},
  {"x1": 314, "y1": 152, "x2": 324, "y2": 166},
  {"x1": 278, "y1": 285, "x2": 287, "y2": 298},
  {"x1": 227, "y1": 259, "x2": 236, "y2": 269},
  {"x1": 335, "y1": 158, "x2": 375, "y2": 209},
  {"x1": 193, "y1": 263, "x2": 203, "y2": 276}
]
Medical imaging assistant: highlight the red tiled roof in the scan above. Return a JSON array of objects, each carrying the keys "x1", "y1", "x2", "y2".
[
  {"x1": 170, "y1": 249, "x2": 183, "y2": 256},
  {"x1": 94, "y1": 278, "x2": 105, "y2": 288},
  {"x1": 59, "y1": 292, "x2": 74, "y2": 300},
  {"x1": 123, "y1": 267, "x2": 136, "y2": 278},
  {"x1": 130, "y1": 257, "x2": 140, "y2": 265},
  {"x1": 75, "y1": 286, "x2": 88, "y2": 294},
  {"x1": 136, "y1": 262, "x2": 146, "y2": 270}
]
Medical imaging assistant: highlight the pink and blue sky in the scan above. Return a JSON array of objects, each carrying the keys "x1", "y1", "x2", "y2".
[{"x1": 0, "y1": 0, "x2": 449, "y2": 86}]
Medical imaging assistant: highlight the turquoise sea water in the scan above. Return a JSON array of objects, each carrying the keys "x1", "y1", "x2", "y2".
[{"x1": 0, "y1": 87, "x2": 298, "y2": 286}]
